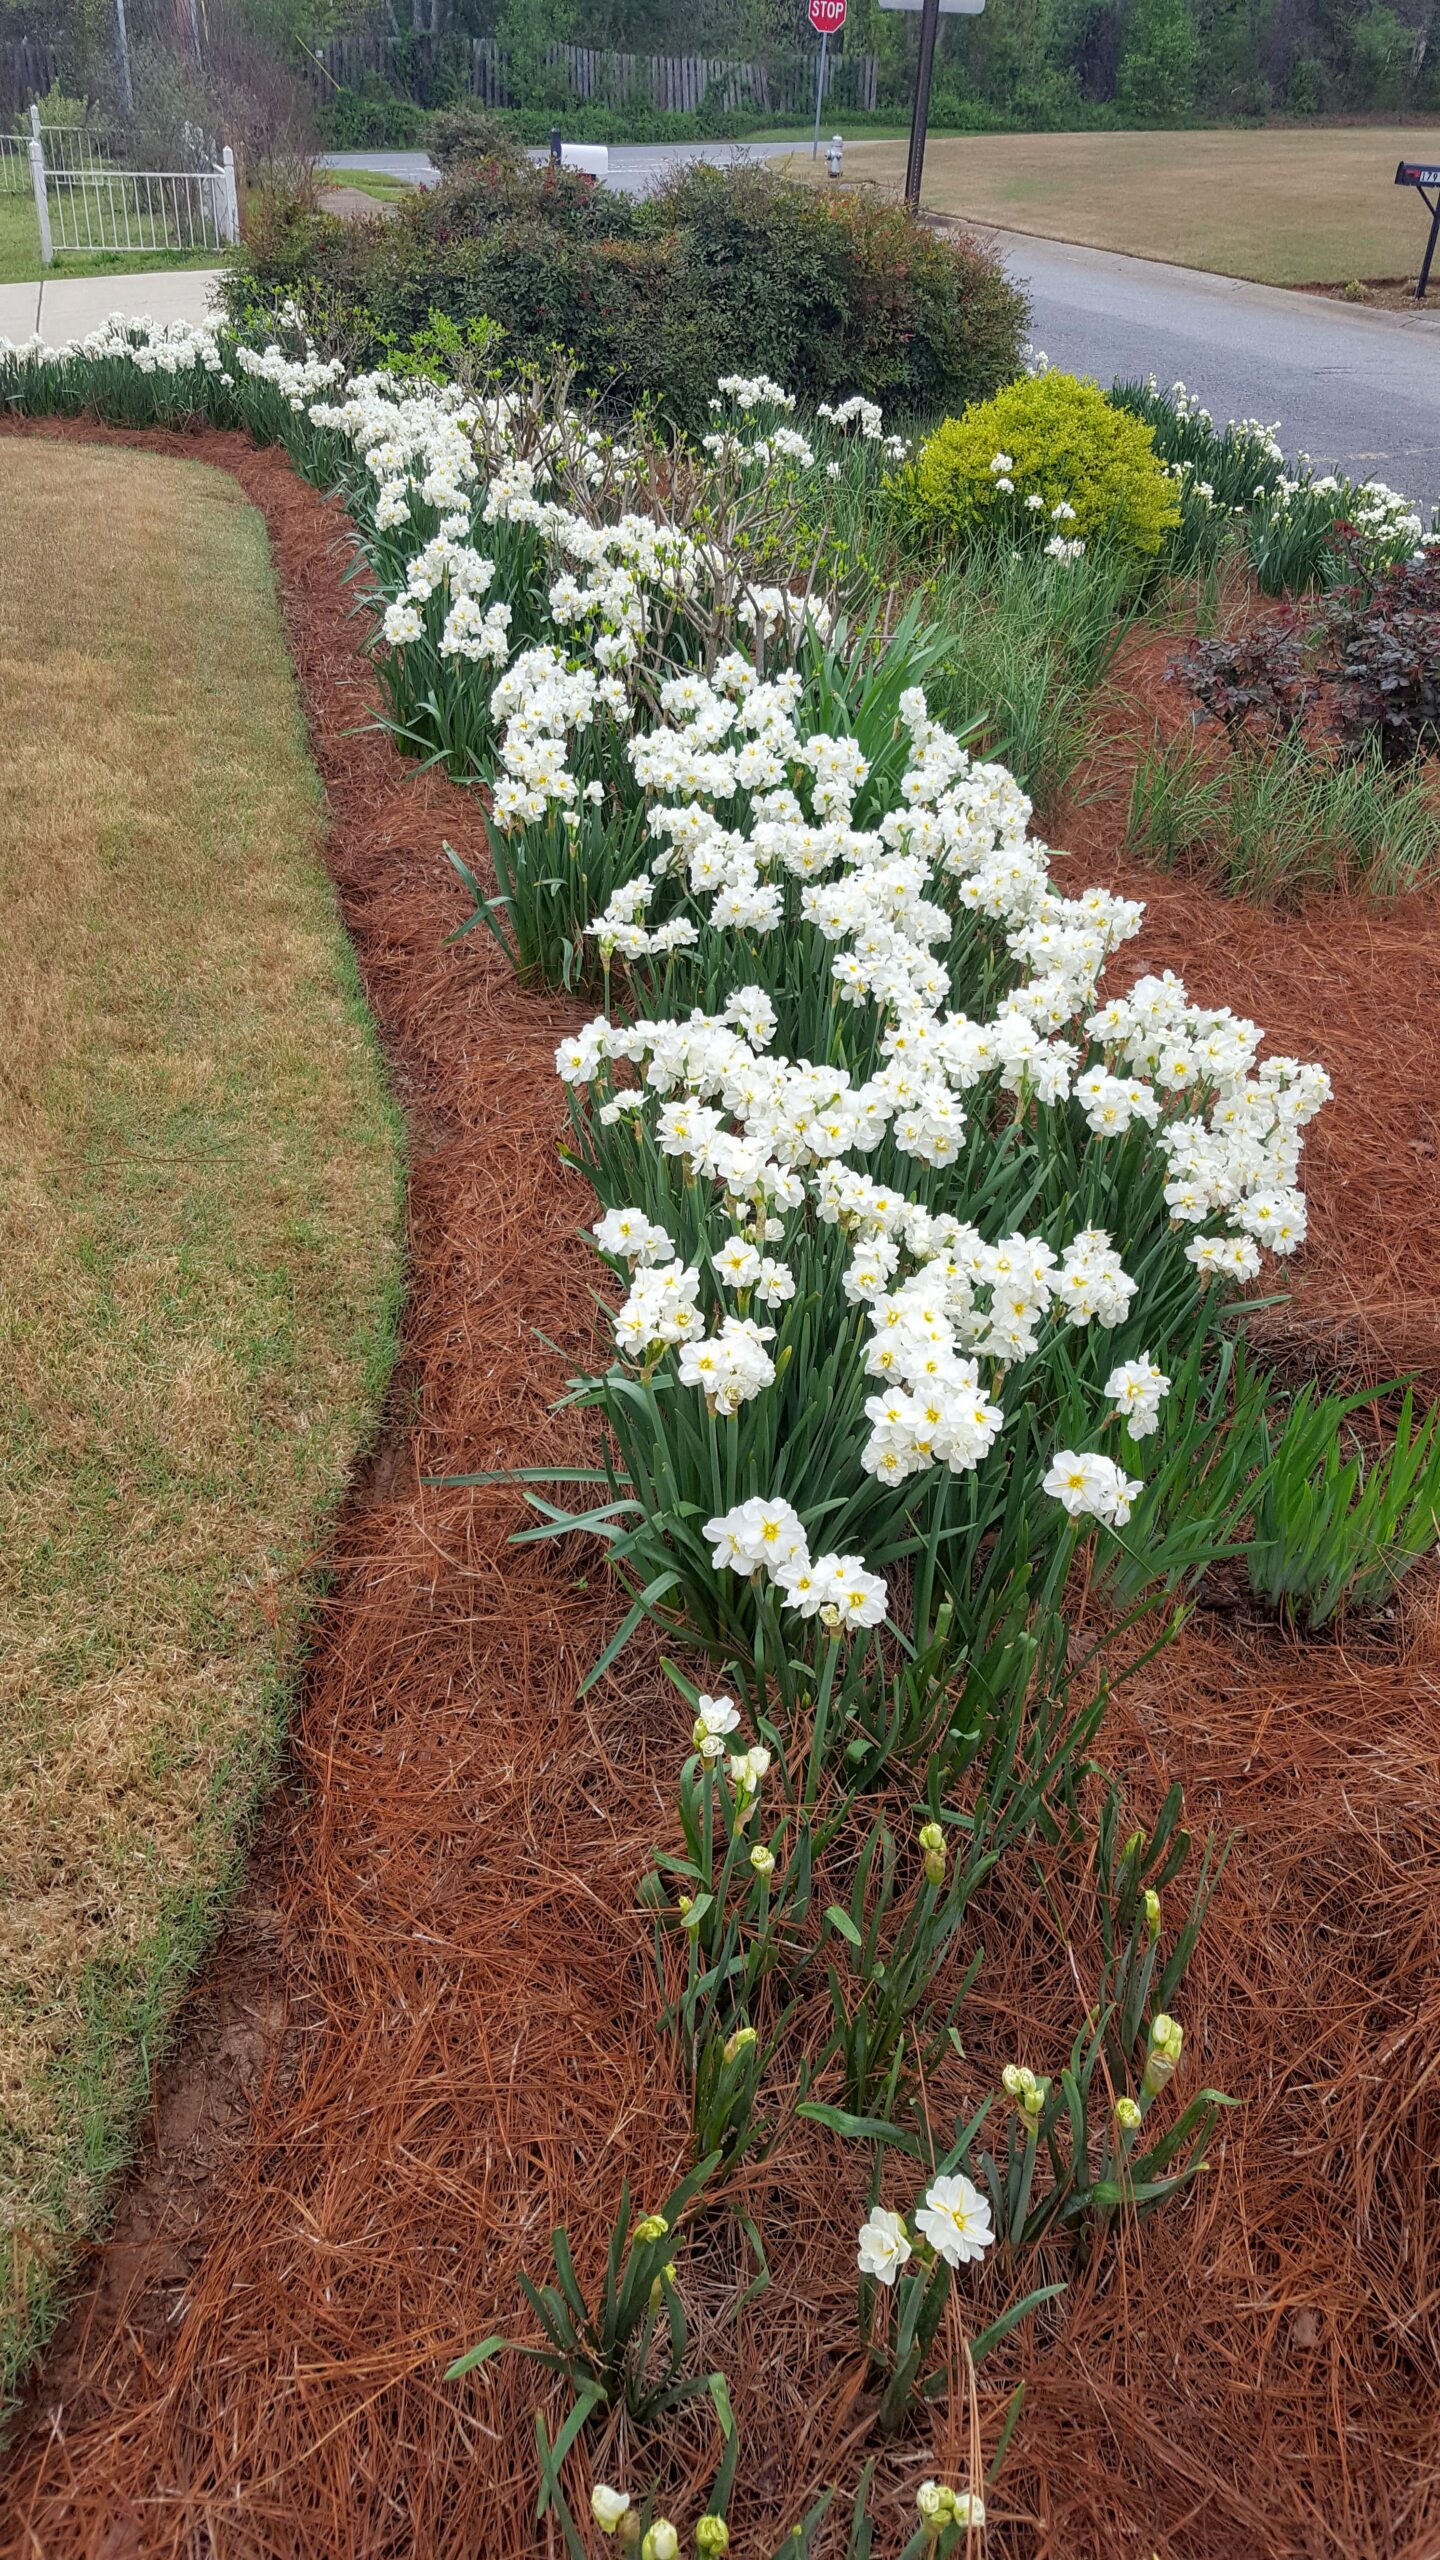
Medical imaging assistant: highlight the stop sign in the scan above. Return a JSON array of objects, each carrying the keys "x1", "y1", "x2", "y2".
[{"x1": 809, "y1": 0, "x2": 847, "y2": 29}]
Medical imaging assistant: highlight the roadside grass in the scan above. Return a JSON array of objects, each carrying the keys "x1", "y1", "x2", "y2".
[
  {"x1": 782, "y1": 126, "x2": 1440, "y2": 285},
  {"x1": 0, "y1": 440, "x2": 403, "y2": 2399},
  {"x1": 0, "y1": 184, "x2": 222, "y2": 285},
  {"x1": 324, "y1": 167, "x2": 419, "y2": 204}
]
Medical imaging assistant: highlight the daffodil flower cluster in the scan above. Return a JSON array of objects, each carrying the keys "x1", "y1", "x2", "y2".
[
  {"x1": 856, "y1": 2167, "x2": 995, "y2": 2285},
  {"x1": 703, "y1": 1496, "x2": 889, "y2": 1632}
]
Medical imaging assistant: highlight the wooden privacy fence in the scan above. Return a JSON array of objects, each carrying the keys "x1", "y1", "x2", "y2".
[
  {"x1": 310, "y1": 33, "x2": 879, "y2": 117},
  {"x1": 0, "y1": 35, "x2": 60, "y2": 114}
]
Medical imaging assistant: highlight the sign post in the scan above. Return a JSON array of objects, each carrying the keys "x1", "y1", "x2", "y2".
[
  {"x1": 878, "y1": 0, "x2": 986, "y2": 210},
  {"x1": 809, "y1": 0, "x2": 846, "y2": 159},
  {"x1": 1395, "y1": 160, "x2": 1440, "y2": 300},
  {"x1": 905, "y1": 0, "x2": 941, "y2": 208}
]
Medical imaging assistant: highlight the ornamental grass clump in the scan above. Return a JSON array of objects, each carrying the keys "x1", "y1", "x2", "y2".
[
  {"x1": 907, "y1": 371, "x2": 1181, "y2": 562},
  {"x1": 1246, "y1": 1383, "x2": 1440, "y2": 1630}
]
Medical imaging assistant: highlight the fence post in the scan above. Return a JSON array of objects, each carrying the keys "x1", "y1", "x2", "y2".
[
  {"x1": 28, "y1": 134, "x2": 52, "y2": 266},
  {"x1": 29, "y1": 102, "x2": 40, "y2": 142},
  {"x1": 221, "y1": 144, "x2": 239, "y2": 245}
]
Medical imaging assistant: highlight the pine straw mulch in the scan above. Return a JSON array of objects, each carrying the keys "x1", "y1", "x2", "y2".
[{"x1": 2, "y1": 416, "x2": 1439, "y2": 2560}]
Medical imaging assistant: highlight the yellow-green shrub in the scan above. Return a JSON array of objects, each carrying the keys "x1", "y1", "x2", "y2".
[{"x1": 910, "y1": 370, "x2": 1181, "y2": 559}]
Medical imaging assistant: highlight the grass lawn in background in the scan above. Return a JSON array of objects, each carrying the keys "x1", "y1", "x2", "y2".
[
  {"x1": 0, "y1": 439, "x2": 403, "y2": 2398},
  {"x1": 0, "y1": 183, "x2": 225, "y2": 285},
  {"x1": 783, "y1": 125, "x2": 1440, "y2": 285}
]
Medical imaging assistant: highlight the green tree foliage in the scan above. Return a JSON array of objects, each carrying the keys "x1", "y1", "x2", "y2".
[
  {"x1": 18, "y1": 0, "x2": 1439, "y2": 128},
  {"x1": 1116, "y1": 0, "x2": 1199, "y2": 118}
]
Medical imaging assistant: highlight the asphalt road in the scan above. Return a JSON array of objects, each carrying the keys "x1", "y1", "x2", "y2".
[
  {"x1": 322, "y1": 145, "x2": 1440, "y2": 503},
  {"x1": 993, "y1": 228, "x2": 1440, "y2": 501}
]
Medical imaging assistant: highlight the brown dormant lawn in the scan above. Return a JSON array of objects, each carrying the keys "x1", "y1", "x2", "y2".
[
  {"x1": 784, "y1": 125, "x2": 1440, "y2": 286},
  {"x1": 0, "y1": 439, "x2": 401, "y2": 2394}
]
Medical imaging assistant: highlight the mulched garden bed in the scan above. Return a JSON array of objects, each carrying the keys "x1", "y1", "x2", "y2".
[{"x1": 3, "y1": 416, "x2": 1438, "y2": 2560}]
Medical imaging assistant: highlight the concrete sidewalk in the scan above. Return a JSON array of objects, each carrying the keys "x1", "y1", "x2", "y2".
[{"x1": 0, "y1": 268, "x2": 222, "y2": 344}]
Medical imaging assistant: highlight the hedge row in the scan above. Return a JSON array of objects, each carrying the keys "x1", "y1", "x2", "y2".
[{"x1": 228, "y1": 158, "x2": 1030, "y2": 426}]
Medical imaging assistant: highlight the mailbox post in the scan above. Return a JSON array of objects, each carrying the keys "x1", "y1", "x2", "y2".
[{"x1": 1395, "y1": 161, "x2": 1440, "y2": 300}]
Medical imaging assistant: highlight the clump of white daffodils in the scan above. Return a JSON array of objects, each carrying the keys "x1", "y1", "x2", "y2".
[
  {"x1": 1042, "y1": 1449, "x2": 1143, "y2": 1529},
  {"x1": 703, "y1": 1497, "x2": 888, "y2": 1633}
]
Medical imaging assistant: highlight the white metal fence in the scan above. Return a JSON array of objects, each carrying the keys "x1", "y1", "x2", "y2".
[
  {"x1": 2, "y1": 104, "x2": 140, "y2": 195},
  {"x1": 26, "y1": 129, "x2": 239, "y2": 262}
]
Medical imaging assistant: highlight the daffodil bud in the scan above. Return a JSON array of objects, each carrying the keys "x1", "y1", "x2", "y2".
[
  {"x1": 953, "y1": 2493, "x2": 986, "y2": 2531},
  {"x1": 918, "y1": 1821, "x2": 947, "y2": 1886},
  {"x1": 723, "y1": 2025, "x2": 758, "y2": 2066},
  {"x1": 695, "y1": 2520, "x2": 730, "y2": 2556},
  {"x1": 1115, "y1": 2095, "x2": 1142, "y2": 2133},
  {"x1": 591, "y1": 2484, "x2": 631, "y2": 2537},
  {"x1": 634, "y1": 2213, "x2": 670, "y2": 2245},
  {"x1": 916, "y1": 2479, "x2": 954, "y2": 2527},
  {"x1": 642, "y1": 2524, "x2": 680, "y2": 2560},
  {"x1": 1144, "y1": 1886, "x2": 1161, "y2": 1941},
  {"x1": 918, "y1": 1822, "x2": 945, "y2": 1853},
  {"x1": 750, "y1": 1843, "x2": 775, "y2": 1878},
  {"x1": 678, "y1": 1895, "x2": 701, "y2": 1932},
  {"x1": 1143, "y1": 2012, "x2": 1183, "y2": 2097},
  {"x1": 1002, "y1": 2062, "x2": 1044, "y2": 2129}
]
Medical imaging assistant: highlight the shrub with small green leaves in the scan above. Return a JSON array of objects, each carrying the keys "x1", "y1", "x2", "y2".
[
  {"x1": 427, "y1": 102, "x2": 527, "y2": 171},
  {"x1": 908, "y1": 372, "x2": 1181, "y2": 560}
]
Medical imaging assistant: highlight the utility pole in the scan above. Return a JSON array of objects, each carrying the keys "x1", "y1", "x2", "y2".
[
  {"x1": 903, "y1": 0, "x2": 941, "y2": 210},
  {"x1": 112, "y1": 0, "x2": 134, "y2": 113}
]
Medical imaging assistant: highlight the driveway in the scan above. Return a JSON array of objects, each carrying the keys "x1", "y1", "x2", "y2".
[{"x1": 325, "y1": 146, "x2": 1440, "y2": 501}]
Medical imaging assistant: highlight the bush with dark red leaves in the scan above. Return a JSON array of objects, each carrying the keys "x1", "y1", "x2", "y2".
[
  {"x1": 1326, "y1": 553, "x2": 1440, "y2": 765},
  {"x1": 1170, "y1": 614, "x2": 1316, "y2": 746}
]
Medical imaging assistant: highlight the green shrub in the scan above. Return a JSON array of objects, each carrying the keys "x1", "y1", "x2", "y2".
[
  {"x1": 427, "y1": 102, "x2": 528, "y2": 173},
  {"x1": 13, "y1": 81, "x2": 94, "y2": 133},
  {"x1": 909, "y1": 371, "x2": 1180, "y2": 558},
  {"x1": 222, "y1": 158, "x2": 1028, "y2": 427},
  {"x1": 1246, "y1": 1386, "x2": 1440, "y2": 1630},
  {"x1": 318, "y1": 79, "x2": 427, "y2": 150}
]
